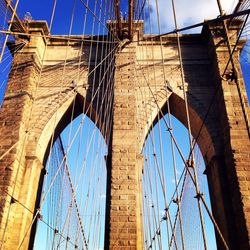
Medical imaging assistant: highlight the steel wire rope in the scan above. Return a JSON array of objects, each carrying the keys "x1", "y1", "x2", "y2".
[
  {"x1": 90, "y1": 152, "x2": 107, "y2": 248},
  {"x1": 143, "y1": 137, "x2": 186, "y2": 250},
  {"x1": 145, "y1": 14, "x2": 165, "y2": 247},
  {"x1": 0, "y1": 41, "x2": 118, "y2": 160},
  {"x1": 57, "y1": 136, "x2": 88, "y2": 248},
  {"x1": 141, "y1": 59, "x2": 231, "y2": 249},
  {"x1": 148, "y1": 129, "x2": 178, "y2": 249},
  {"x1": 146, "y1": 162, "x2": 189, "y2": 249},
  {"x1": 136, "y1": 72, "x2": 172, "y2": 249},
  {"x1": 132, "y1": 0, "x2": 147, "y2": 32},
  {"x1": 216, "y1": 0, "x2": 250, "y2": 138},
  {"x1": 169, "y1": 167, "x2": 190, "y2": 248},
  {"x1": 37, "y1": 0, "x2": 83, "y2": 247},
  {"x1": 71, "y1": 47, "x2": 115, "y2": 225},
  {"x1": 0, "y1": 42, "x2": 27, "y2": 107},
  {"x1": 0, "y1": 0, "x2": 11, "y2": 23},
  {"x1": 137, "y1": 1, "x2": 176, "y2": 246},
  {"x1": 134, "y1": 31, "x2": 207, "y2": 246},
  {"x1": 53, "y1": 128, "x2": 97, "y2": 247},
  {"x1": 56, "y1": 45, "x2": 115, "y2": 230},
  {"x1": 142, "y1": 175, "x2": 151, "y2": 249},
  {"x1": 2, "y1": 139, "x2": 71, "y2": 249},
  {"x1": 0, "y1": 0, "x2": 60, "y2": 246},
  {"x1": 88, "y1": 147, "x2": 107, "y2": 249},
  {"x1": 143, "y1": 150, "x2": 157, "y2": 249},
  {"x1": 142, "y1": 63, "x2": 231, "y2": 249},
  {"x1": 145, "y1": 138, "x2": 163, "y2": 249},
  {"x1": 52, "y1": 0, "x2": 85, "y2": 246},
  {"x1": 84, "y1": 131, "x2": 103, "y2": 243},
  {"x1": 136, "y1": 61, "x2": 159, "y2": 248},
  {"x1": 146, "y1": 113, "x2": 172, "y2": 249},
  {"x1": 78, "y1": 0, "x2": 120, "y2": 42},
  {"x1": 135, "y1": 54, "x2": 154, "y2": 247},
  {"x1": 185, "y1": 11, "x2": 250, "y2": 169},
  {"x1": 136, "y1": 71, "x2": 173, "y2": 249},
  {"x1": 50, "y1": 146, "x2": 70, "y2": 248},
  {"x1": 170, "y1": 1, "x2": 208, "y2": 248},
  {"x1": 51, "y1": 151, "x2": 68, "y2": 249},
  {"x1": 0, "y1": 29, "x2": 118, "y2": 43},
  {"x1": 136, "y1": 52, "x2": 188, "y2": 250},
  {"x1": 152, "y1": 145, "x2": 163, "y2": 250},
  {"x1": 149, "y1": 0, "x2": 187, "y2": 247},
  {"x1": 53, "y1": 23, "x2": 116, "y2": 246},
  {"x1": 133, "y1": 8, "x2": 250, "y2": 42},
  {"x1": 0, "y1": 0, "x2": 20, "y2": 62},
  {"x1": 18, "y1": 21, "x2": 118, "y2": 250},
  {"x1": 81, "y1": 0, "x2": 113, "y2": 244},
  {"x1": 39, "y1": 215, "x2": 77, "y2": 248},
  {"x1": 72, "y1": 0, "x2": 113, "y2": 245}
]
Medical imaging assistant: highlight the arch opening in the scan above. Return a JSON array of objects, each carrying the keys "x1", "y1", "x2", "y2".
[
  {"x1": 142, "y1": 92, "x2": 218, "y2": 165},
  {"x1": 141, "y1": 113, "x2": 217, "y2": 249},
  {"x1": 33, "y1": 111, "x2": 108, "y2": 250}
]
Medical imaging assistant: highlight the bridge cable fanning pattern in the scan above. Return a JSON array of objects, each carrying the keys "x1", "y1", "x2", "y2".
[
  {"x1": 0, "y1": 0, "x2": 117, "y2": 249},
  {"x1": 0, "y1": 0, "x2": 249, "y2": 249},
  {"x1": 134, "y1": 0, "x2": 249, "y2": 249}
]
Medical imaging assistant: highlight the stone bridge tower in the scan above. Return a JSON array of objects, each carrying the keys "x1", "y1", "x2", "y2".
[{"x1": 0, "y1": 19, "x2": 249, "y2": 250}]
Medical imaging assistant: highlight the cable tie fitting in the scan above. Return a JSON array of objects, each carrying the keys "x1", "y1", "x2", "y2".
[
  {"x1": 173, "y1": 198, "x2": 179, "y2": 204},
  {"x1": 37, "y1": 212, "x2": 43, "y2": 220},
  {"x1": 194, "y1": 192, "x2": 203, "y2": 200},
  {"x1": 162, "y1": 212, "x2": 168, "y2": 221},
  {"x1": 186, "y1": 159, "x2": 194, "y2": 168},
  {"x1": 10, "y1": 196, "x2": 17, "y2": 204},
  {"x1": 42, "y1": 168, "x2": 48, "y2": 175}
]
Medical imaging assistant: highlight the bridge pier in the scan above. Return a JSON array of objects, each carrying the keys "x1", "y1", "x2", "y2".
[
  {"x1": 104, "y1": 43, "x2": 143, "y2": 249},
  {"x1": 204, "y1": 21, "x2": 250, "y2": 249}
]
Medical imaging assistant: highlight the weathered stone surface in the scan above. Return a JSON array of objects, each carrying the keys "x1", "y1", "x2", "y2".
[{"x1": 0, "y1": 20, "x2": 249, "y2": 249}]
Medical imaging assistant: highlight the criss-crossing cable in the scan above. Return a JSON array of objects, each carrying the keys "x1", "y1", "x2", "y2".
[{"x1": 0, "y1": 0, "x2": 249, "y2": 249}]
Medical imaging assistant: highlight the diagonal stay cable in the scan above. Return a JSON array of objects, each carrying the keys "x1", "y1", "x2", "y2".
[
  {"x1": 186, "y1": 11, "x2": 250, "y2": 165},
  {"x1": 58, "y1": 135, "x2": 88, "y2": 249},
  {"x1": 139, "y1": 61, "x2": 230, "y2": 249}
]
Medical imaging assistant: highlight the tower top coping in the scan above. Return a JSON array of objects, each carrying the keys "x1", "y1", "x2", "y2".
[{"x1": 11, "y1": 20, "x2": 50, "y2": 36}]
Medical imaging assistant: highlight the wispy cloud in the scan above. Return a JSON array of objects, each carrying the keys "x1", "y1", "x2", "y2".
[{"x1": 147, "y1": 0, "x2": 237, "y2": 33}]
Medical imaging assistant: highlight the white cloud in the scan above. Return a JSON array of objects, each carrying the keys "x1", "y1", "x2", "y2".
[{"x1": 148, "y1": 0, "x2": 237, "y2": 33}]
